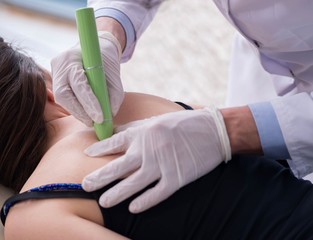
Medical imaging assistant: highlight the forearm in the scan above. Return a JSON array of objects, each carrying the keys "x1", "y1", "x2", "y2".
[
  {"x1": 96, "y1": 17, "x2": 126, "y2": 51},
  {"x1": 220, "y1": 106, "x2": 263, "y2": 155}
]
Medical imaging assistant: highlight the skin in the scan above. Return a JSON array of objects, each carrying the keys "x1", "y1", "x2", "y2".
[
  {"x1": 220, "y1": 107, "x2": 262, "y2": 155},
  {"x1": 4, "y1": 73, "x2": 187, "y2": 240}
]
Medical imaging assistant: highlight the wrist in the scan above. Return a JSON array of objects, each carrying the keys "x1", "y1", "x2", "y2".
[
  {"x1": 204, "y1": 107, "x2": 232, "y2": 162},
  {"x1": 96, "y1": 17, "x2": 126, "y2": 51},
  {"x1": 220, "y1": 106, "x2": 263, "y2": 155}
]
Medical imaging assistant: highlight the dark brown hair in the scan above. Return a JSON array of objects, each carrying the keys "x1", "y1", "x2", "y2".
[{"x1": 0, "y1": 37, "x2": 48, "y2": 192}]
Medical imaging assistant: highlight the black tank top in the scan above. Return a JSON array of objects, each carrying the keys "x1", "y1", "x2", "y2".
[
  {"x1": 3, "y1": 155, "x2": 313, "y2": 240},
  {"x1": 1, "y1": 173, "x2": 220, "y2": 240}
]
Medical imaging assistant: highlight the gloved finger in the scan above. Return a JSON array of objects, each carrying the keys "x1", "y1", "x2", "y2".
[
  {"x1": 98, "y1": 167, "x2": 159, "y2": 208},
  {"x1": 53, "y1": 83, "x2": 93, "y2": 127},
  {"x1": 128, "y1": 180, "x2": 176, "y2": 213},
  {"x1": 104, "y1": 67, "x2": 124, "y2": 116},
  {"x1": 82, "y1": 153, "x2": 141, "y2": 192},
  {"x1": 84, "y1": 129, "x2": 132, "y2": 157},
  {"x1": 99, "y1": 32, "x2": 124, "y2": 116},
  {"x1": 52, "y1": 55, "x2": 94, "y2": 126},
  {"x1": 70, "y1": 67, "x2": 104, "y2": 124},
  {"x1": 114, "y1": 118, "x2": 150, "y2": 133},
  {"x1": 108, "y1": 82, "x2": 124, "y2": 117}
]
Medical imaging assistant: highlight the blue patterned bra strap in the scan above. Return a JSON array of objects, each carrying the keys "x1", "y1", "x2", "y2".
[{"x1": 1, "y1": 183, "x2": 94, "y2": 226}]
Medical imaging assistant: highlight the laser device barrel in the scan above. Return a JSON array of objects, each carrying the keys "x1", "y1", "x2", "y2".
[{"x1": 76, "y1": 7, "x2": 113, "y2": 140}]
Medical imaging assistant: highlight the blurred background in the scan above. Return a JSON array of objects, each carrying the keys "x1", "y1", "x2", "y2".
[
  {"x1": 0, "y1": 0, "x2": 234, "y2": 106},
  {"x1": 0, "y1": 0, "x2": 234, "y2": 238}
]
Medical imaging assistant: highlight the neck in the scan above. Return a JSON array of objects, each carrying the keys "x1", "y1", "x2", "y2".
[{"x1": 44, "y1": 100, "x2": 91, "y2": 151}]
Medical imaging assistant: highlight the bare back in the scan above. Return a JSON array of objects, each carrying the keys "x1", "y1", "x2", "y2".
[{"x1": 5, "y1": 92, "x2": 186, "y2": 239}]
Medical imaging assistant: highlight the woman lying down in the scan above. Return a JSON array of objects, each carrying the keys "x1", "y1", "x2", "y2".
[{"x1": 1, "y1": 38, "x2": 313, "y2": 240}]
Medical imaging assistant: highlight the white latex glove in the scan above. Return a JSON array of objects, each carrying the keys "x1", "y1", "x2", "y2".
[
  {"x1": 82, "y1": 107, "x2": 232, "y2": 213},
  {"x1": 51, "y1": 32, "x2": 123, "y2": 126}
]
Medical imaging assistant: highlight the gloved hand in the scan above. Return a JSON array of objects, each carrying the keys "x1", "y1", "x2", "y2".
[
  {"x1": 51, "y1": 31, "x2": 123, "y2": 126},
  {"x1": 82, "y1": 107, "x2": 232, "y2": 213}
]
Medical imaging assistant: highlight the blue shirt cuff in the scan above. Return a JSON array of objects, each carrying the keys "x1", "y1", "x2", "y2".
[
  {"x1": 249, "y1": 102, "x2": 290, "y2": 159},
  {"x1": 94, "y1": 8, "x2": 136, "y2": 59}
]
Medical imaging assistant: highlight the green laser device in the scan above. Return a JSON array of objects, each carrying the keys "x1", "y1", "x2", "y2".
[{"x1": 75, "y1": 8, "x2": 113, "y2": 140}]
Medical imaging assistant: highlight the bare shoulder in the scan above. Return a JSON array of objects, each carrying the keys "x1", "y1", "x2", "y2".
[
  {"x1": 114, "y1": 92, "x2": 186, "y2": 126},
  {"x1": 23, "y1": 129, "x2": 116, "y2": 190},
  {"x1": 4, "y1": 198, "x2": 128, "y2": 240},
  {"x1": 4, "y1": 131, "x2": 123, "y2": 239}
]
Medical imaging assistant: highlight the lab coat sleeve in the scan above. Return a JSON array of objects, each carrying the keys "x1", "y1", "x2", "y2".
[
  {"x1": 87, "y1": 0, "x2": 163, "y2": 62},
  {"x1": 271, "y1": 92, "x2": 313, "y2": 178},
  {"x1": 250, "y1": 93, "x2": 313, "y2": 178}
]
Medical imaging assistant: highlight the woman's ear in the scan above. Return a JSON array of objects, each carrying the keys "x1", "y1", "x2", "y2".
[{"x1": 46, "y1": 88, "x2": 55, "y2": 103}]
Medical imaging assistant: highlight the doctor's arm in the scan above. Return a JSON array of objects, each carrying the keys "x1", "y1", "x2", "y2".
[
  {"x1": 222, "y1": 102, "x2": 292, "y2": 163},
  {"x1": 82, "y1": 99, "x2": 300, "y2": 213},
  {"x1": 82, "y1": 104, "x2": 266, "y2": 213},
  {"x1": 88, "y1": 0, "x2": 163, "y2": 62},
  {"x1": 220, "y1": 106, "x2": 263, "y2": 155},
  {"x1": 234, "y1": 92, "x2": 313, "y2": 179},
  {"x1": 51, "y1": 0, "x2": 163, "y2": 126}
]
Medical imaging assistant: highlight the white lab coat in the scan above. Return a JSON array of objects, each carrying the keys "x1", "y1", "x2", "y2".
[
  {"x1": 214, "y1": 0, "x2": 313, "y2": 179},
  {"x1": 89, "y1": 0, "x2": 313, "y2": 179}
]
